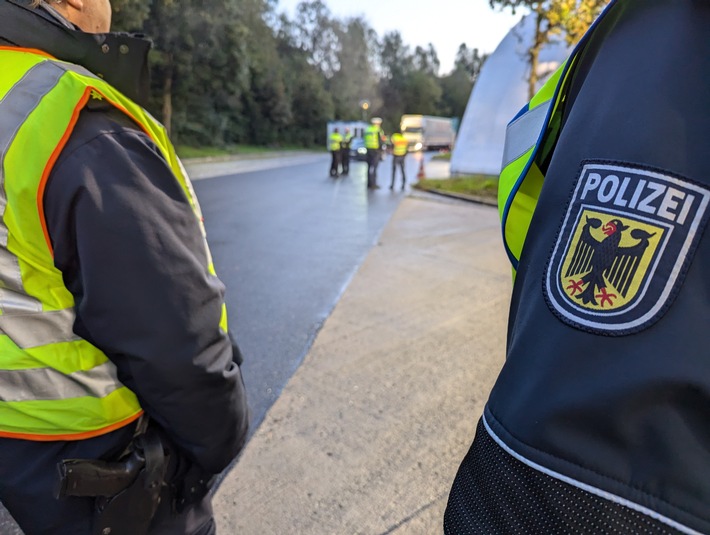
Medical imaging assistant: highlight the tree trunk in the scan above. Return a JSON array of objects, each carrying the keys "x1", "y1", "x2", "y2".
[
  {"x1": 162, "y1": 54, "x2": 174, "y2": 138},
  {"x1": 528, "y1": 8, "x2": 544, "y2": 101}
]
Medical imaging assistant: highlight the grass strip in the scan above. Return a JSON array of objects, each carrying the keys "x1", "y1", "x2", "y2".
[{"x1": 416, "y1": 175, "x2": 498, "y2": 201}]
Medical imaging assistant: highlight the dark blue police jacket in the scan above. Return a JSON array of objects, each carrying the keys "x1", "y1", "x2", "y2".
[{"x1": 447, "y1": 1, "x2": 710, "y2": 534}]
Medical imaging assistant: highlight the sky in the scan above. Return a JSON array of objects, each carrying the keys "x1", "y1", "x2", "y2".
[{"x1": 275, "y1": 0, "x2": 524, "y2": 75}]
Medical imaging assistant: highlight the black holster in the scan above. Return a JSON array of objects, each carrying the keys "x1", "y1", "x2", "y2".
[{"x1": 56, "y1": 427, "x2": 166, "y2": 535}]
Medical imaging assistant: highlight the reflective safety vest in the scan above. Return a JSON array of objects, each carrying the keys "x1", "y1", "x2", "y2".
[
  {"x1": 329, "y1": 131, "x2": 343, "y2": 151},
  {"x1": 0, "y1": 47, "x2": 228, "y2": 440},
  {"x1": 498, "y1": 2, "x2": 615, "y2": 273},
  {"x1": 390, "y1": 133, "x2": 408, "y2": 156},
  {"x1": 363, "y1": 124, "x2": 384, "y2": 149}
]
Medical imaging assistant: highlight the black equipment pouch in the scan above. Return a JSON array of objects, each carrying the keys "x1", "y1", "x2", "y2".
[{"x1": 56, "y1": 427, "x2": 166, "y2": 535}]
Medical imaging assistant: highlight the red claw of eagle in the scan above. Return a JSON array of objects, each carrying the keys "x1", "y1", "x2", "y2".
[
  {"x1": 566, "y1": 279, "x2": 585, "y2": 295},
  {"x1": 596, "y1": 287, "x2": 617, "y2": 307}
]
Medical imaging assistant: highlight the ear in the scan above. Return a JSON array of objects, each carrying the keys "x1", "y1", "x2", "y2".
[{"x1": 64, "y1": 0, "x2": 84, "y2": 10}]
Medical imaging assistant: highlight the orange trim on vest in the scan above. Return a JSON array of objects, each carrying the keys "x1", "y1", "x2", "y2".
[
  {"x1": 94, "y1": 88, "x2": 153, "y2": 140},
  {"x1": 0, "y1": 410, "x2": 143, "y2": 441},
  {"x1": 37, "y1": 87, "x2": 92, "y2": 256},
  {"x1": 36, "y1": 85, "x2": 158, "y2": 256},
  {"x1": 0, "y1": 46, "x2": 56, "y2": 59}
]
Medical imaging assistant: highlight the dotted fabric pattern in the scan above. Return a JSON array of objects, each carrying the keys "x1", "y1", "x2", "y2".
[{"x1": 444, "y1": 419, "x2": 682, "y2": 535}]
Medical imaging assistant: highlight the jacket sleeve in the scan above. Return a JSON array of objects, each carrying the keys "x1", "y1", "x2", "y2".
[{"x1": 43, "y1": 108, "x2": 248, "y2": 474}]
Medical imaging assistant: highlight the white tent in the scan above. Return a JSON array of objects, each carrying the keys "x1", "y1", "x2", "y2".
[{"x1": 450, "y1": 15, "x2": 572, "y2": 176}]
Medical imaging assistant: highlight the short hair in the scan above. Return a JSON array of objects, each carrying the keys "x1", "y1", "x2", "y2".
[{"x1": 30, "y1": 0, "x2": 42, "y2": 7}]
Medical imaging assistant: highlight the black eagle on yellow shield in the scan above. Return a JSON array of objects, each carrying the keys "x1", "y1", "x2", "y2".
[{"x1": 564, "y1": 217, "x2": 655, "y2": 308}]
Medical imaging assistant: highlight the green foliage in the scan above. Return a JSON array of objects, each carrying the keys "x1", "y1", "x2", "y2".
[
  {"x1": 111, "y1": 0, "x2": 151, "y2": 31},
  {"x1": 489, "y1": 0, "x2": 608, "y2": 98}
]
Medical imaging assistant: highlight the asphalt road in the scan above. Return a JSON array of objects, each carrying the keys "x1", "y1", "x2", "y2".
[
  {"x1": 0, "y1": 151, "x2": 427, "y2": 534},
  {"x1": 190, "y1": 151, "x2": 425, "y2": 433}
]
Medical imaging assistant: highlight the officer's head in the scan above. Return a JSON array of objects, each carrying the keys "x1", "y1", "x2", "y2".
[
  {"x1": 371, "y1": 117, "x2": 383, "y2": 126},
  {"x1": 30, "y1": 0, "x2": 112, "y2": 33}
]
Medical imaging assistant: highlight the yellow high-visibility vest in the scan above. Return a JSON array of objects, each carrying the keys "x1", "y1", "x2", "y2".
[
  {"x1": 329, "y1": 132, "x2": 343, "y2": 151},
  {"x1": 0, "y1": 47, "x2": 227, "y2": 440},
  {"x1": 498, "y1": 62, "x2": 570, "y2": 273},
  {"x1": 498, "y1": 3, "x2": 614, "y2": 274},
  {"x1": 363, "y1": 124, "x2": 384, "y2": 149},
  {"x1": 391, "y1": 133, "x2": 408, "y2": 156}
]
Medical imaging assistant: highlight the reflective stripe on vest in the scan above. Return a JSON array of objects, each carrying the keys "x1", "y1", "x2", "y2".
[
  {"x1": 0, "y1": 47, "x2": 226, "y2": 440},
  {"x1": 497, "y1": 1, "x2": 617, "y2": 273},
  {"x1": 364, "y1": 125, "x2": 382, "y2": 149},
  {"x1": 498, "y1": 62, "x2": 568, "y2": 271}
]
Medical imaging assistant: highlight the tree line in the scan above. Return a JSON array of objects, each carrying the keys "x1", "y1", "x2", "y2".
[
  {"x1": 110, "y1": 0, "x2": 608, "y2": 148},
  {"x1": 111, "y1": 0, "x2": 487, "y2": 148}
]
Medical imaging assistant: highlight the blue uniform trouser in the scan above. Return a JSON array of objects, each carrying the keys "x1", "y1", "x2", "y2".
[
  {"x1": 391, "y1": 155, "x2": 406, "y2": 189},
  {"x1": 330, "y1": 150, "x2": 341, "y2": 176},
  {"x1": 366, "y1": 148, "x2": 379, "y2": 187}
]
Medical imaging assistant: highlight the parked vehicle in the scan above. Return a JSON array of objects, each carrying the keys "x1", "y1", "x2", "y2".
[
  {"x1": 400, "y1": 115, "x2": 456, "y2": 151},
  {"x1": 349, "y1": 138, "x2": 368, "y2": 161},
  {"x1": 349, "y1": 137, "x2": 387, "y2": 162}
]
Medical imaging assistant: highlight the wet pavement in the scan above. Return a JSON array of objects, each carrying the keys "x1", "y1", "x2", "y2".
[
  {"x1": 212, "y1": 191, "x2": 510, "y2": 534},
  {"x1": 190, "y1": 152, "x2": 427, "y2": 433}
]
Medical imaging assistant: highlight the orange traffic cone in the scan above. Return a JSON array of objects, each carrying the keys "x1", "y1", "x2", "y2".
[{"x1": 417, "y1": 158, "x2": 425, "y2": 180}]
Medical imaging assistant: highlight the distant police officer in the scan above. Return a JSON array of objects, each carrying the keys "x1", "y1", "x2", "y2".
[
  {"x1": 364, "y1": 117, "x2": 386, "y2": 189},
  {"x1": 0, "y1": 1, "x2": 249, "y2": 534},
  {"x1": 389, "y1": 129, "x2": 408, "y2": 190},
  {"x1": 340, "y1": 127, "x2": 353, "y2": 175},
  {"x1": 329, "y1": 127, "x2": 343, "y2": 177},
  {"x1": 445, "y1": 1, "x2": 710, "y2": 534}
]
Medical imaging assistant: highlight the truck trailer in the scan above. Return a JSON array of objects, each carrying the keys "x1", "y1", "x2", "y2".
[{"x1": 400, "y1": 115, "x2": 456, "y2": 151}]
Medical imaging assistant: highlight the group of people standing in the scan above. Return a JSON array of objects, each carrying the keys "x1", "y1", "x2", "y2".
[
  {"x1": 328, "y1": 127, "x2": 353, "y2": 178},
  {"x1": 331, "y1": 117, "x2": 409, "y2": 191}
]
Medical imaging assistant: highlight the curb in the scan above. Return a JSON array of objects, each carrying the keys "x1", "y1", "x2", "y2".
[{"x1": 412, "y1": 184, "x2": 498, "y2": 207}]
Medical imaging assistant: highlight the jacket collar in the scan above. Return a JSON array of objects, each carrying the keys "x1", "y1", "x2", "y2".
[{"x1": 0, "y1": 0, "x2": 152, "y2": 105}]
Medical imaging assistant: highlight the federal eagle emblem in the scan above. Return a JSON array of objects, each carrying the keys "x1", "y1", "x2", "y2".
[
  {"x1": 545, "y1": 162, "x2": 710, "y2": 335},
  {"x1": 562, "y1": 214, "x2": 660, "y2": 310}
]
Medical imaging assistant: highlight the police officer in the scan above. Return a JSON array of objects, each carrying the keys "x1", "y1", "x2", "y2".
[
  {"x1": 329, "y1": 127, "x2": 343, "y2": 177},
  {"x1": 0, "y1": 1, "x2": 249, "y2": 534},
  {"x1": 389, "y1": 129, "x2": 408, "y2": 190},
  {"x1": 340, "y1": 127, "x2": 353, "y2": 175},
  {"x1": 445, "y1": 1, "x2": 710, "y2": 533},
  {"x1": 364, "y1": 117, "x2": 386, "y2": 189}
]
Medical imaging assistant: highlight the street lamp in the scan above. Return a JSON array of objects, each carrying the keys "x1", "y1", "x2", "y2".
[{"x1": 359, "y1": 99, "x2": 370, "y2": 122}]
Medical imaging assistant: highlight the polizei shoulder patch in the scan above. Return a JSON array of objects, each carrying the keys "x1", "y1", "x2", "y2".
[{"x1": 544, "y1": 161, "x2": 710, "y2": 335}]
